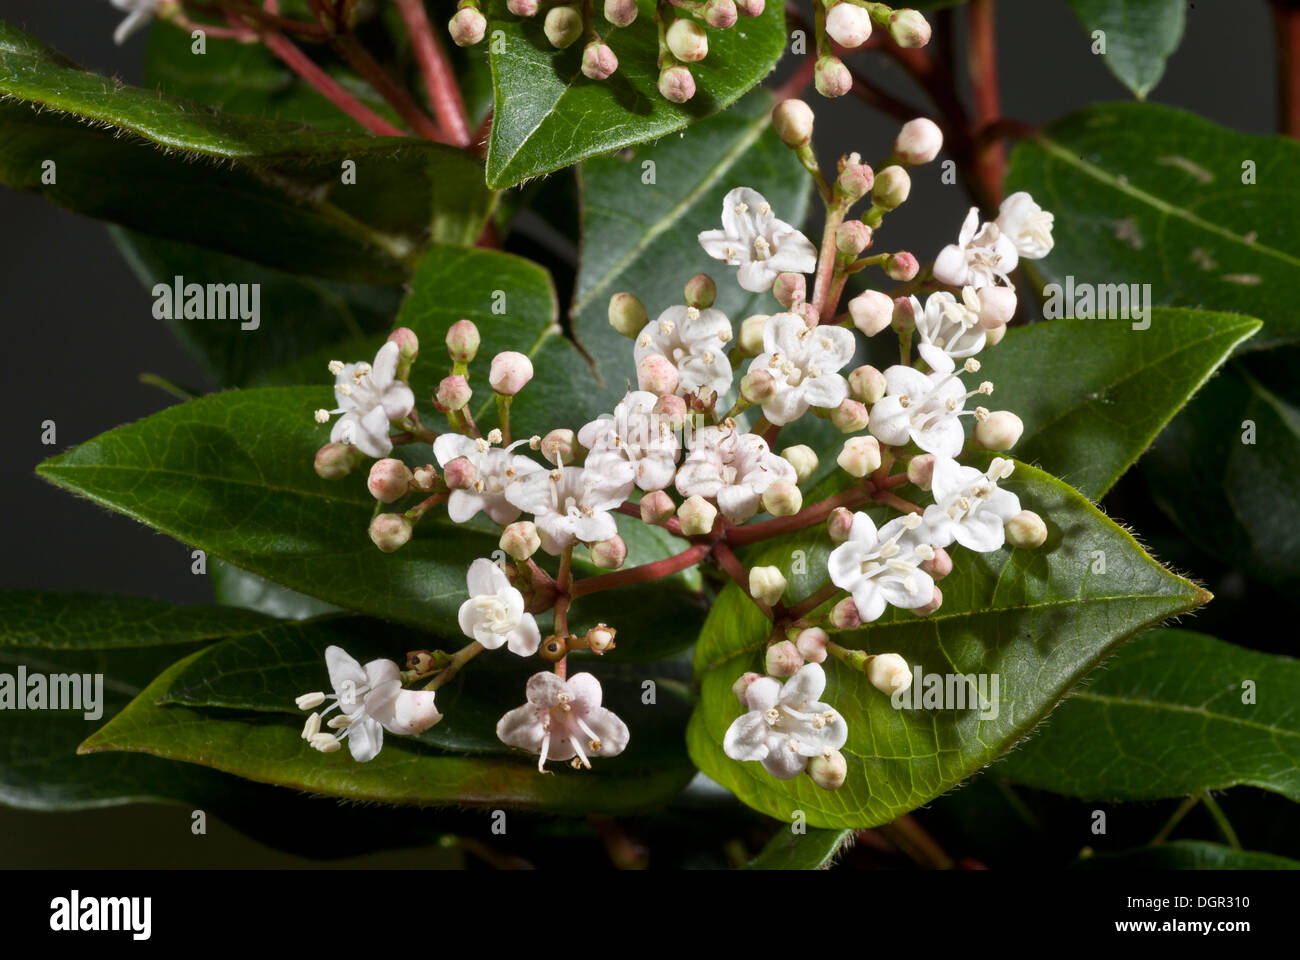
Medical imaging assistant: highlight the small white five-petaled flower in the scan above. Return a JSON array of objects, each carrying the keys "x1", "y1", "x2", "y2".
[
  {"x1": 868, "y1": 361, "x2": 992, "y2": 458},
  {"x1": 922, "y1": 456, "x2": 1021, "y2": 553},
  {"x1": 634, "y1": 305, "x2": 734, "y2": 399},
  {"x1": 315, "y1": 342, "x2": 415, "y2": 459},
  {"x1": 722, "y1": 663, "x2": 848, "y2": 780},
  {"x1": 747, "y1": 312, "x2": 856, "y2": 425},
  {"x1": 674, "y1": 424, "x2": 796, "y2": 523},
  {"x1": 699, "y1": 187, "x2": 818, "y2": 293},
  {"x1": 433, "y1": 434, "x2": 543, "y2": 525},
  {"x1": 912, "y1": 288, "x2": 987, "y2": 374},
  {"x1": 496, "y1": 671, "x2": 630, "y2": 771},
  {"x1": 458, "y1": 558, "x2": 542, "y2": 656},
  {"x1": 504, "y1": 465, "x2": 627, "y2": 555},
  {"x1": 578, "y1": 391, "x2": 681, "y2": 494},
  {"x1": 827, "y1": 512, "x2": 937, "y2": 622}
]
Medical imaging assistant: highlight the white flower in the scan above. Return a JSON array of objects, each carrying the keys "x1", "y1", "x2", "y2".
[
  {"x1": 868, "y1": 363, "x2": 990, "y2": 458},
  {"x1": 722, "y1": 663, "x2": 848, "y2": 780},
  {"x1": 297, "y1": 646, "x2": 441, "y2": 763},
  {"x1": 913, "y1": 288, "x2": 987, "y2": 373},
  {"x1": 457, "y1": 559, "x2": 541, "y2": 656},
  {"x1": 433, "y1": 434, "x2": 543, "y2": 525},
  {"x1": 110, "y1": 0, "x2": 163, "y2": 45},
  {"x1": 699, "y1": 187, "x2": 818, "y2": 293},
  {"x1": 496, "y1": 671, "x2": 630, "y2": 771},
  {"x1": 933, "y1": 207, "x2": 1019, "y2": 290},
  {"x1": 634, "y1": 305, "x2": 734, "y2": 399},
  {"x1": 317, "y1": 342, "x2": 415, "y2": 459},
  {"x1": 747, "y1": 312, "x2": 856, "y2": 425},
  {"x1": 922, "y1": 456, "x2": 1020, "y2": 553},
  {"x1": 827, "y1": 512, "x2": 936, "y2": 622},
  {"x1": 504, "y1": 466, "x2": 626, "y2": 554},
  {"x1": 577, "y1": 391, "x2": 679, "y2": 494},
  {"x1": 995, "y1": 191, "x2": 1054, "y2": 259},
  {"x1": 674, "y1": 424, "x2": 796, "y2": 523}
]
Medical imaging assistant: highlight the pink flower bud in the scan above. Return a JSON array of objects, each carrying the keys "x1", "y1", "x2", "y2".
[
  {"x1": 815, "y1": 55, "x2": 851, "y2": 98},
  {"x1": 837, "y1": 157, "x2": 874, "y2": 203},
  {"x1": 827, "y1": 506, "x2": 854, "y2": 544},
  {"x1": 773, "y1": 272, "x2": 806, "y2": 308},
  {"x1": 508, "y1": 0, "x2": 539, "y2": 15},
  {"x1": 387, "y1": 326, "x2": 419, "y2": 362},
  {"x1": 912, "y1": 585, "x2": 943, "y2": 617},
  {"x1": 367, "y1": 458, "x2": 413, "y2": 503},
  {"x1": 444, "y1": 455, "x2": 479, "y2": 490},
  {"x1": 1005, "y1": 510, "x2": 1048, "y2": 548},
  {"x1": 761, "y1": 479, "x2": 803, "y2": 517},
  {"x1": 704, "y1": 0, "x2": 738, "y2": 28},
  {"x1": 830, "y1": 398, "x2": 870, "y2": 433},
  {"x1": 837, "y1": 435, "x2": 881, "y2": 477},
  {"x1": 985, "y1": 322, "x2": 1008, "y2": 347},
  {"x1": 685, "y1": 273, "x2": 717, "y2": 309},
  {"x1": 608, "y1": 292, "x2": 648, "y2": 337},
  {"x1": 894, "y1": 117, "x2": 943, "y2": 165},
  {"x1": 489, "y1": 351, "x2": 534, "y2": 395},
  {"x1": 867, "y1": 653, "x2": 912, "y2": 694},
  {"x1": 604, "y1": 0, "x2": 638, "y2": 27},
  {"x1": 640, "y1": 489, "x2": 676, "y2": 525},
  {"x1": 637, "y1": 353, "x2": 680, "y2": 395},
  {"x1": 652, "y1": 393, "x2": 688, "y2": 429},
  {"x1": 445, "y1": 319, "x2": 480, "y2": 363},
  {"x1": 590, "y1": 535, "x2": 628, "y2": 570},
  {"x1": 740, "y1": 368, "x2": 778, "y2": 405},
  {"x1": 826, "y1": 2, "x2": 872, "y2": 49},
  {"x1": 582, "y1": 40, "x2": 619, "y2": 80},
  {"x1": 736, "y1": 0, "x2": 765, "y2": 16},
  {"x1": 448, "y1": 6, "x2": 486, "y2": 46},
  {"x1": 541, "y1": 428, "x2": 583, "y2": 466},
  {"x1": 974, "y1": 410, "x2": 1024, "y2": 451},
  {"x1": 500, "y1": 521, "x2": 541, "y2": 560},
  {"x1": 732, "y1": 671, "x2": 762, "y2": 704},
  {"x1": 796, "y1": 627, "x2": 829, "y2": 663},
  {"x1": 314, "y1": 442, "x2": 362, "y2": 479},
  {"x1": 836, "y1": 219, "x2": 873, "y2": 256},
  {"x1": 977, "y1": 285, "x2": 1017, "y2": 328},
  {"x1": 738, "y1": 314, "x2": 768, "y2": 356},
  {"x1": 772, "y1": 98, "x2": 814, "y2": 147},
  {"x1": 907, "y1": 453, "x2": 935, "y2": 490},
  {"x1": 659, "y1": 64, "x2": 697, "y2": 102},
  {"x1": 765, "y1": 639, "x2": 803, "y2": 677},
  {"x1": 666, "y1": 18, "x2": 709, "y2": 62},
  {"x1": 921, "y1": 545, "x2": 952, "y2": 580},
  {"x1": 808, "y1": 749, "x2": 848, "y2": 790},
  {"x1": 872, "y1": 165, "x2": 911, "y2": 210},
  {"x1": 848, "y1": 364, "x2": 886, "y2": 404},
  {"x1": 780, "y1": 444, "x2": 819, "y2": 483},
  {"x1": 544, "y1": 5, "x2": 584, "y2": 48},
  {"x1": 369, "y1": 513, "x2": 413, "y2": 553},
  {"x1": 892, "y1": 295, "x2": 917, "y2": 333},
  {"x1": 829, "y1": 596, "x2": 861, "y2": 630},
  {"x1": 889, "y1": 9, "x2": 932, "y2": 48},
  {"x1": 677, "y1": 495, "x2": 718, "y2": 536},
  {"x1": 885, "y1": 251, "x2": 920, "y2": 282},
  {"x1": 849, "y1": 289, "x2": 893, "y2": 336},
  {"x1": 436, "y1": 374, "x2": 472, "y2": 411}
]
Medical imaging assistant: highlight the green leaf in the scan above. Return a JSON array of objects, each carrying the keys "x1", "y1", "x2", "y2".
[
  {"x1": 209, "y1": 558, "x2": 343, "y2": 621},
  {"x1": 81, "y1": 646, "x2": 696, "y2": 813},
  {"x1": 687, "y1": 461, "x2": 1208, "y2": 829},
  {"x1": 1064, "y1": 0, "x2": 1185, "y2": 98},
  {"x1": 0, "y1": 19, "x2": 492, "y2": 283},
  {"x1": 997, "y1": 629, "x2": 1300, "y2": 803},
  {"x1": 1075, "y1": 840, "x2": 1300, "y2": 870},
  {"x1": 1143, "y1": 348, "x2": 1300, "y2": 587},
  {"x1": 485, "y1": 0, "x2": 787, "y2": 188},
  {"x1": 977, "y1": 309, "x2": 1260, "y2": 499},
  {"x1": 740, "y1": 826, "x2": 853, "y2": 869},
  {"x1": 571, "y1": 90, "x2": 809, "y2": 406},
  {"x1": 1006, "y1": 103, "x2": 1300, "y2": 348}
]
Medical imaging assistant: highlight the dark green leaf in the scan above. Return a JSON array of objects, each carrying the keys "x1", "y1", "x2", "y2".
[
  {"x1": 1064, "y1": 0, "x2": 1185, "y2": 98},
  {"x1": 1075, "y1": 840, "x2": 1300, "y2": 870},
  {"x1": 740, "y1": 826, "x2": 853, "y2": 869},
  {"x1": 485, "y1": 0, "x2": 787, "y2": 188}
]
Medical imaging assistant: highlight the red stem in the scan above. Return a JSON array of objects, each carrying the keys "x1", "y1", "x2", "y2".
[
  {"x1": 967, "y1": 0, "x2": 1004, "y2": 203},
  {"x1": 726, "y1": 485, "x2": 870, "y2": 546},
  {"x1": 711, "y1": 541, "x2": 773, "y2": 619},
  {"x1": 874, "y1": 490, "x2": 922, "y2": 515},
  {"x1": 1274, "y1": 0, "x2": 1300, "y2": 137},
  {"x1": 393, "y1": 0, "x2": 473, "y2": 148},
  {"x1": 331, "y1": 31, "x2": 448, "y2": 142},
  {"x1": 569, "y1": 543, "x2": 711, "y2": 598}
]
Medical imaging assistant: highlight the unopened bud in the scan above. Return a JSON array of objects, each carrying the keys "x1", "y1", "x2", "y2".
[
  {"x1": 848, "y1": 364, "x2": 886, "y2": 404},
  {"x1": 387, "y1": 326, "x2": 419, "y2": 363},
  {"x1": 652, "y1": 394, "x2": 688, "y2": 429},
  {"x1": 772, "y1": 272, "x2": 806, "y2": 308},
  {"x1": 445, "y1": 319, "x2": 480, "y2": 364},
  {"x1": 732, "y1": 671, "x2": 762, "y2": 704},
  {"x1": 677, "y1": 495, "x2": 718, "y2": 535},
  {"x1": 1005, "y1": 509, "x2": 1048, "y2": 549},
  {"x1": 827, "y1": 507, "x2": 855, "y2": 544},
  {"x1": 893, "y1": 117, "x2": 943, "y2": 165},
  {"x1": 837, "y1": 435, "x2": 881, "y2": 477},
  {"x1": 867, "y1": 652, "x2": 912, "y2": 694},
  {"x1": 913, "y1": 585, "x2": 943, "y2": 617},
  {"x1": 500, "y1": 521, "x2": 540, "y2": 560},
  {"x1": 836, "y1": 156, "x2": 874, "y2": 203},
  {"x1": 685, "y1": 273, "x2": 717, "y2": 309},
  {"x1": 658, "y1": 64, "x2": 696, "y2": 103},
  {"x1": 885, "y1": 251, "x2": 919, "y2": 282},
  {"x1": 740, "y1": 368, "x2": 778, "y2": 405},
  {"x1": 637, "y1": 353, "x2": 679, "y2": 395},
  {"x1": 543, "y1": 5, "x2": 583, "y2": 47},
  {"x1": 892, "y1": 295, "x2": 917, "y2": 334},
  {"x1": 836, "y1": 220, "x2": 873, "y2": 256},
  {"x1": 780, "y1": 444, "x2": 819, "y2": 483},
  {"x1": 436, "y1": 374, "x2": 472, "y2": 411},
  {"x1": 826, "y1": 1, "x2": 872, "y2": 48},
  {"x1": 828, "y1": 596, "x2": 861, "y2": 630},
  {"x1": 586, "y1": 623, "x2": 617, "y2": 654},
  {"x1": 849, "y1": 289, "x2": 893, "y2": 336},
  {"x1": 314, "y1": 442, "x2": 362, "y2": 479},
  {"x1": 704, "y1": 0, "x2": 738, "y2": 28},
  {"x1": 489, "y1": 351, "x2": 534, "y2": 395},
  {"x1": 985, "y1": 322, "x2": 1008, "y2": 347},
  {"x1": 367, "y1": 458, "x2": 412, "y2": 503},
  {"x1": 750, "y1": 566, "x2": 788, "y2": 606},
  {"x1": 508, "y1": 0, "x2": 539, "y2": 15},
  {"x1": 640, "y1": 489, "x2": 676, "y2": 525},
  {"x1": 808, "y1": 749, "x2": 848, "y2": 790},
  {"x1": 978, "y1": 285, "x2": 1017, "y2": 328},
  {"x1": 590, "y1": 535, "x2": 627, "y2": 570},
  {"x1": 604, "y1": 0, "x2": 638, "y2": 26},
  {"x1": 795, "y1": 627, "x2": 829, "y2": 663},
  {"x1": 764, "y1": 638, "x2": 803, "y2": 676},
  {"x1": 921, "y1": 545, "x2": 952, "y2": 580},
  {"x1": 873, "y1": 165, "x2": 911, "y2": 210},
  {"x1": 444, "y1": 455, "x2": 479, "y2": 490},
  {"x1": 772, "y1": 98, "x2": 814, "y2": 147},
  {"x1": 667, "y1": 17, "x2": 709, "y2": 62},
  {"x1": 738, "y1": 314, "x2": 769, "y2": 356},
  {"x1": 761, "y1": 479, "x2": 803, "y2": 517},
  {"x1": 889, "y1": 8, "x2": 932, "y2": 48},
  {"x1": 608, "y1": 292, "x2": 648, "y2": 337},
  {"x1": 369, "y1": 513, "x2": 413, "y2": 553},
  {"x1": 540, "y1": 428, "x2": 582, "y2": 466},
  {"x1": 581, "y1": 40, "x2": 619, "y2": 80},
  {"x1": 448, "y1": 5, "x2": 486, "y2": 46},
  {"x1": 974, "y1": 410, "x2": 1024, "y2": 451},
  {"x1": 736, "y1": 0, "x2": 765, "y2": 15},
  {"x1": 907, "y1": 453, "x2": 935, "y2": 489},
  {"x1": 831, "y1": 398, "x2": 870, "y2": 433},
  {"x1": 815, "y1": 55, "x2": 852, "y2": 98}
]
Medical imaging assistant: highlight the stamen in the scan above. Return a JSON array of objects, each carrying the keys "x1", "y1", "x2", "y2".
[{"x1": 296, "y1": 692, "x2": 326, "y2": 710}]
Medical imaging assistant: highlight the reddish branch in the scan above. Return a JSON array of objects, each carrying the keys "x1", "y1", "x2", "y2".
[
  {"x1": 569, "y1": 543, "x2": 711, "y2": 598},
  {"x1": 393, "y1": 0, "x2": 473, "y2": 147},
  {"x1": 1274, "y1": 0, "x2": 1300, "y2": 138},
  {"x1": 966, "y1": 0, "x2": 1004, "y2": 203},
  {"x1": 726, "y1": 484, "x2": 871, "y2": 546}
]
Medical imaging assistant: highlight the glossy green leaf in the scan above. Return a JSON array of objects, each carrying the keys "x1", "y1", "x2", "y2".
[
  {"x1": 0, "y1": 19, "x2": 491, "y2": 283},
  {"x1": 977, "y1": 310, "x2": 1260, "y2": 499},
  {"x1": 741, "y1": 826, "x2": 853, "y2": 869},
  {"x1": 1065, "y1": 0, "x2": 1185, "y2": 98},
  {"x1": 1075, "y1": 840, "x2": 1300, "y2": 870},
  {"x1": 1143, "y1": 348, "x2": 1300, "y2": 587},
  {"x1": 485, "y1": 0, "x2": 787, "y2": 188},
  {"x1": 1006, "y1": 103, "x2": 1300, "y2": 348},
  {"x1": 687, "y1": 461, "x2": 1208, "y2": 829},
  {"x1": 81, "y1": 647, "x2": 695, "y2": 813},
  {"x1": 572, "y1": 90, "x2": 809, "y2": 408},
  {"x1": 998, "y1": 630, "x2": 1300, "y2": 802},
  {"x1": 209, "y1": 558, "x2": 344, "y2": 621}
]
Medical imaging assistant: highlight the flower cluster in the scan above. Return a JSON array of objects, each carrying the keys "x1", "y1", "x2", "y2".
[{"x1": 304, "y1": 100, "x2": 1053, "y2": 795}]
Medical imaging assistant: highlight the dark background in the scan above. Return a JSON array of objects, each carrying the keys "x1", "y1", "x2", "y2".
[{"x1": 0, "y1": 0, "x2": 1278, "y2": 865}]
